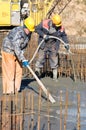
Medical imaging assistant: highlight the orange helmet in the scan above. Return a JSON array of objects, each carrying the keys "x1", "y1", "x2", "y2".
[{"x1": 51, "y1": 14, "x2": 62, "y2": 27}]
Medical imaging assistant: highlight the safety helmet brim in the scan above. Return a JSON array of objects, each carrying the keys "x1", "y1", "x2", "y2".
[
  {"x1": 24, "y1": 16, "x2": 35, "y2": 32},
  {"x1": 29, "y1": 28, "x2": 35, "y2": 32},
  {"x1": 56, "y1": 23, "x2": 62, "y2": 27}
]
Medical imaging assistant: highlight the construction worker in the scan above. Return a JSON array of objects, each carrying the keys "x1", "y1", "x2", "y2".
[
  {"x1": 1, "y1": 16, "x2": 35, "y2": 94},
  {"x1": 35, "y1": 14, "x2": 69, "y2": 81}
]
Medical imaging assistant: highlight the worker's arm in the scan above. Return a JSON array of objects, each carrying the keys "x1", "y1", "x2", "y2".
[
  {"x1": 12, "y1": 31, "x2": 29, "y2": 62},
  {"x1": 61, "y1": 31, "x2": 70, "y2": 51},
  {"x1": 35, "y1": 23, "x2": 49, "y2": 39},
  {"x1": 55, "y1": 26, "x2": 69, "y2": 51}
]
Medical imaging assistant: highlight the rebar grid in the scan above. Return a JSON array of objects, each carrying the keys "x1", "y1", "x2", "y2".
[
  {"x1": 0, "y1": 32, "x2": 86, "y2": 81},
  {"x1": 0, "y1": 90, "x2": 86, "y2": 130}
]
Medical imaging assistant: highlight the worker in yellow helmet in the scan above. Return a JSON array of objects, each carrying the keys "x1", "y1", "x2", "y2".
[
  {"x1": 35, "y1": 14, "x2": 69, "y2": 81},
  {"x1": 1, "y1": 16, "x2": 35, "y2": 94},
  {"x1": 24, "y1": 16, "x2": 35, "y2": 32},
  {"x1": 51, "y1": 14, "x2": 62, "y2": 27}
]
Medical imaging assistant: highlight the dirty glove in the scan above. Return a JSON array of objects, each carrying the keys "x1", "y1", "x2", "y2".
[
  {"x1": 64, "y1": 44, "x2": 69, "y2": 51},
  {"x1": 22, "y1": 60, "x2": 29, "y2": 67},
  {"x1": 43, "y1": 35, "x2": 49, "y2": 40}
]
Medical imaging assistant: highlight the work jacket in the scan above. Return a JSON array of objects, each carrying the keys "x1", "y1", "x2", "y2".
[
  {"x1": 2, "y1": 26, "x2": 31, "y2": 62},
  {"x1": 35, "y1": 19, "x2": 69, "y2": 50}
]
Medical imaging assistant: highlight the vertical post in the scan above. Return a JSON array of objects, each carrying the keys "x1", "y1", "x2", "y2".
[
  {"x1": 37, "y1": 87, "x2": 41, "y2": 130},
  {"x1": 60, "y1": 90, "x2": 62, "y2": 130},
  {"x1": 47, "y1": 90, "x2": 50, "y2": 130},
  {"x1": 28, "y1": 92, "x2": 31, "y2": 130},
  {"x1": 1, "y1": 99, "x2": 3, "y2": 130},
  {"x1": 2, "y1": 95, "x2": 7, "y2": 130},
  {"x1": 20, "y1": 92, "x2": 24, "y2": 130},
  {"x1": 70, "y1": 53, "x2": 76, "y2": 82},
  {"x1": 15, "y1": 92, "x2": 18, "y2": 130},
  {"x1": 10, "y1": 95, "x2": 13, "y2": 130},
  {"x1": 31, "y1": 92, "x2": 34, "y2": 129},
  {"x1": 77, "y1": 93, "x2": 80, "y2": 130},
  {"x1": 22, "y1": 91, "x2": 26, "y2": 130},
  {"x1": 64, "y1": 90, "x2": 68, "y2": 130}
]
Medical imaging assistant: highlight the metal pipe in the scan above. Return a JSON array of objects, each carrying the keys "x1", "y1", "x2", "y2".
[
  {"x1": 29, "y1": 36, "x2": 76, "y2": 81},
  {"x1": 29, "y1": 36, "x2": 72, "y2": 64}
]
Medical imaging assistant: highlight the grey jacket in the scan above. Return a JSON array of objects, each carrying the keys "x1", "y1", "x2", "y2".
[
  {"x1": 2, "y1": 26, "x2": 31, "y2": 62},
  {"x1": 35, "y1": 19, "x2": 69, "y2": 50}
]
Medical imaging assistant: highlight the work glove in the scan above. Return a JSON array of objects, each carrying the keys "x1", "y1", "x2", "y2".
[
  {"x1": 43, "y1": 35, "x2": 49, "y2": 40},
  {"x1": 64, "y1": 44, "x2": 70, "y2": 51},
  {"x1": 22, "y1": 60, "x2": 29, "y2": 67}
]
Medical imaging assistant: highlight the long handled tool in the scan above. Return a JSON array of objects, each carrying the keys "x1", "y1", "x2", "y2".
[{"x1": 27, "y1": 65, "x2": 56, "y2": 103}]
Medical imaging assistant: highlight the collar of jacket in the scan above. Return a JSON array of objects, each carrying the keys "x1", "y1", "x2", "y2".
[{"x1": 42, "y1": 19, "x2": 51, "y2": 31}]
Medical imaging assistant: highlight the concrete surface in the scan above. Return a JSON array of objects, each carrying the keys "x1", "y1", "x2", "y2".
[{"x1": 0, "y1": 76, "x2": 86, "y2": 130}]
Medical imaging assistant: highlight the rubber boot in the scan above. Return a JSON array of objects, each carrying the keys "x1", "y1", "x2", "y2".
[
  {"x1": 35, "y1": 67, "x2": 41, "y2": 78},
  {"x1": 53, "y1": 68, "x2": 58, "y2": 82}
]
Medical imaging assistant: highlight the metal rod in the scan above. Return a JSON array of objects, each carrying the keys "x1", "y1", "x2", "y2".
[
  {"x1": 60, "y1": 90, "x2": 62, "y2": 130},
  {"x1": 37, "y1": 87, "x2": 41, "y2": 130},
  {"x1": 64, "y1": 90, "x2": 68, "y2": 130},
  {"x1": 77, "y1": 93, "x2": 80, "y2": 130}
]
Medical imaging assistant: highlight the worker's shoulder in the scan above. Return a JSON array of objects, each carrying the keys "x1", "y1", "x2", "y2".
[
  {"x1": 42, "y1": 19, "x2": 53, "y2": 29},
  {"x1": 10, "y1": 26, "x2": 23, "y2": 34},
  {"x1": 11, "y1": 26, "x2": 25, "y2": 39}
]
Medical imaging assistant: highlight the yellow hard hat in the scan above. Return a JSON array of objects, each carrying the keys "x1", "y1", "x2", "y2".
[
  {"x1": 24, "y1": 16, "x2": 35, "y2": 32},
  {"x1": 51, "y1": 14, "x2": 62, "y2": 27}
]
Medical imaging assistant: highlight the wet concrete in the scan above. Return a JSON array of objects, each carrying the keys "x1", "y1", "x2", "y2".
[
  {"x1": 20, "y1": 76, "x2": 86, "y2": 130},
  {"x1": 0, "y1": 76, "x2": 86, "y2": 130}
]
